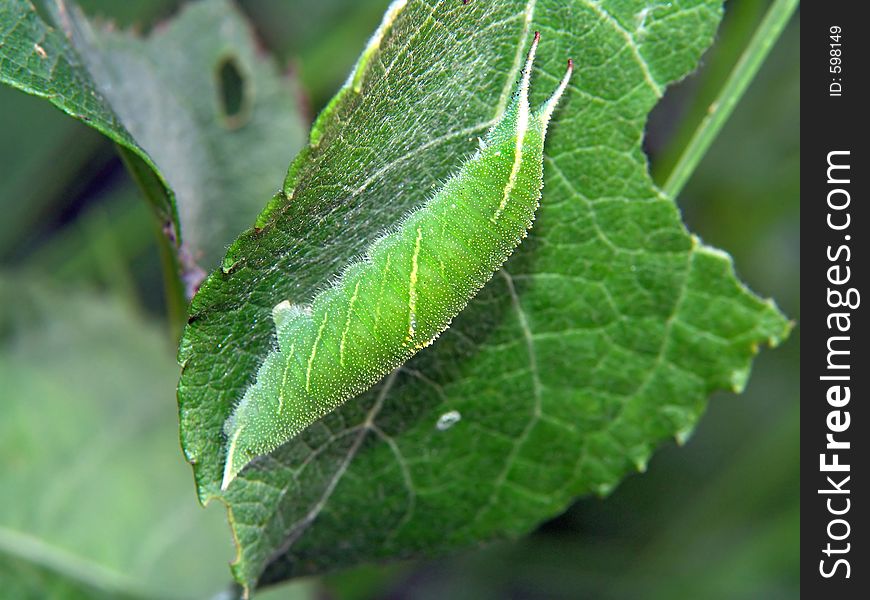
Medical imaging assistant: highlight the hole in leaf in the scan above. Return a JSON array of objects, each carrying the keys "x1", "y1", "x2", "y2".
[{"x1": 216, "y1": 56, "x2": 250, "y2": 128}]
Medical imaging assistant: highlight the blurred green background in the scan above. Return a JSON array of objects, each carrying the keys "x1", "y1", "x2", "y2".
[{"x1": 0, "y1": 1, "x2": 798, "y2": 598}]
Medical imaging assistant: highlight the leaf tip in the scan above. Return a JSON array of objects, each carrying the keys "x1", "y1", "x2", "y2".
[
  {"x1": 595, "y1": 482, "x2": 616, "y2": 497},
  {"x1": 674, "y1": 426, "x2": 694, "y2": 446},
  {"x1": 632, "y1": 454, "x2": 650, "y2": 473}
]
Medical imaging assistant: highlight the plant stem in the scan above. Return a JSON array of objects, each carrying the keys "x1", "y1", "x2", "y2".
[
  {"x1": 651, "y1": 0, "x2": 767, "y2": 185},
  {"x1": 116, "y1": 145, "x2": 188, "y2": 342},
  {"x1": 661, "y1": 0, "x2": 799, "y2": 199},
  {"x1": 0, "y1": 527, "x2": 151, "y2": 599}
]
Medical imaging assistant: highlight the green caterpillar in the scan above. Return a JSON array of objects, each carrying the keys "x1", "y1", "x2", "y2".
[{"x1": 222, "y1": 32, "x2": 572, "y2": 490}]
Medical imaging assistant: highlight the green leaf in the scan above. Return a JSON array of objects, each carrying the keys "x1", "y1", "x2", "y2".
[
  {"x1": 176, "y1": 0, "x2": 790, "y2": 591},
  {"x1": 0, "y1": 276, "x2": 233, "y2": 598},
  {"x1": 0, "y1": 0, "x2": 307, "y2": 281},
  {"x1": 0, "y1": 0, "x2": 176, "y2": 245}
]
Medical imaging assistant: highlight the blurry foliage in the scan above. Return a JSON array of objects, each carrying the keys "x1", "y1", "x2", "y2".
[
  {"x1": 0, "y1": 276, "x2": 234, "y2": 599},
  {"x1": 0, "y1": 0, "x2": 797, "y2": 598}
]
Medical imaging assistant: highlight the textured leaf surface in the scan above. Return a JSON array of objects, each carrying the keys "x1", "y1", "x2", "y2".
[
  {"x1": 0, "y1": 0, "x2": 307, "y2": 277},
  {"x1": 0, "y1": 277, "x2": 232, "y2": 599},
  {"x1": 176, "y1": 0, "x2": 790, "y2": 591}
]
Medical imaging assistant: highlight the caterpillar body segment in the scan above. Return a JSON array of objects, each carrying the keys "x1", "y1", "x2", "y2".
[{"x1": 222, "y1": 34, "x2": 573, "y2": 490}]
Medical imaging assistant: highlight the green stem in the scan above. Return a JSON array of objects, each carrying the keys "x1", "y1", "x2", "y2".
[
  {"x1": 116, "y1": 145, "x2": 188, "y2": 342},
  {"x1": 652, "y1": 0, "x2": 767, "y2": 184},
  {"x1": 0, "y1": 527, "x2": 151, "y2": 599},
  {"x1": 661, "y1": 0, "x2": 799, "y2": 199},
  {"x1": 152, "y1": 217, "x2": 188, "y2": 344}
]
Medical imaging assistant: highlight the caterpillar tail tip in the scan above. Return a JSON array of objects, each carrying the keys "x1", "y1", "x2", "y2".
[
  {"x1": 221, "y1": 426, "x2": 246, "y2": 491},
  {"x1": 221, "y1": 457, "x2": 238, "y2": 491},
  {"x1": 536, "y1": 56, "x2": 574, "y2": 125}
]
